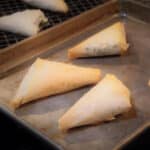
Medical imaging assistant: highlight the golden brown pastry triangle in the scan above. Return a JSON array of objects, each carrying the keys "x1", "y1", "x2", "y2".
[
  {"x1": 59, "y1": 74, "x2": 131, "y2": 131},
  {"x1": 22, "y1": 0, "x2": 69, "y2": 13},
  {"x1": 11, "y1": 58, "x2": 100, "y2": 109},
  {"x1": 0, "y1": 10, "x2": 48, "y2": 36},
  {"x1": 68, "y1": 22, "x2": 129, "y2": 59}
]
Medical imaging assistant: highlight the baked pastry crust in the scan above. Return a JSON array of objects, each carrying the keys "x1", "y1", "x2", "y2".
[
  {"x1": 0, "y1": 10, "x2": 48, "y2": 36},
  {"x1": 59, "y1": 74, "x2": 131, "y2": 131},
  {"x1": 22, "y1": 0, "x2": 69, "y2": 13},
  {"x1": 11, "y1": 58, "x2": 100, "y2": 109},
  {"x1": 68, "y1": 22, "x2": 129, "y2": 59}
]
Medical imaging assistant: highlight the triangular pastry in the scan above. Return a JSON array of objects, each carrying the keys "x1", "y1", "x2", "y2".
[
  {"x1": 0, "y1": 10, "x2": 48, "y2": 36},
  {"x1": 68, "y1": 22, "x2": 129, "y2": 59},
  {"x1": 22, "y1": 0, "x2": 69, "y2": 13},
  {"x1": 59, "y1": 74, "x2": 131, "y2": 131},
  {"x1": 11, "y1": 58, "x2": 100, "y2": 109}
]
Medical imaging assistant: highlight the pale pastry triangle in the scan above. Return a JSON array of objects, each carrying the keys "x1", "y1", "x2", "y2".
[
  {"x1": 22, "y1": 0, "x2": 69, "y2": 13},
  {"x1": 59, "y1": 74, "x2": 131, "y2": 131},
  {"x1": 148, "y1": 80, "x2": 150, "y2": 87},
  {"x1": 68, "y1": 22, "x2": 129, "y2": 59},
  {"x1": 11, "y1": 58, "x2": 100, "y2": 109},
  {"x1": 0, "y1": 10, "x2": 48, "y2": 36}
]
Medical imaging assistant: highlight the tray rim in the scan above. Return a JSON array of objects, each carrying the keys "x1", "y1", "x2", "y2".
[
  {"x1": 0, "y1": 106, "x2": 63, "y2": 150},
  {"x1": 0, "y1": 0, "x2": 119, "y2": 78},
  {"x1": 0, "y1": 0, "x2": 150, "y2": 78},
  {"x1": 113, "y1": 122, "x2": 150, "y2": 150},
  {"x1": 130, "y1": 0, "x2": 150, "y2": 9}
]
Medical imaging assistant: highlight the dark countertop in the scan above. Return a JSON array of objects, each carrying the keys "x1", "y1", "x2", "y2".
[{"x1": 0, "y1": 109, "x2": 60, "y2": 150}]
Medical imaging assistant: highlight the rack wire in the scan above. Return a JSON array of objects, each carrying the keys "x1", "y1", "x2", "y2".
[{"x1": 0, "y1": 0, "x2": 105, "y2": 49}]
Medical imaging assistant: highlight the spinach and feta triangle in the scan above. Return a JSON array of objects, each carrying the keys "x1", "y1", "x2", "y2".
[
  {"x1": 68, "y1": 22, "x2": 129, "y2": 59},
  {"x1": 0, "y1": 10, "x2": 48, "y2": 36},
  {"x1": 59, "y1": 74, "x2": 131, "y2": 131},
  {"x1": 11, "y1": 58, "x2": 100, "y2": 109},
  {"x1": 22, "y1": 0, "x2": 69, "y2": 13}
]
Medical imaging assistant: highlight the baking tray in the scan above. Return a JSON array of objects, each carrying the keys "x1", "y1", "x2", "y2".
[
  {"x1": 114, "y1": 122, "x2": 150, "y2": 150},
  {"x1": 0, "y1": 0, "x2": 106, "y2": 49},
  {"x1": 0, "y1": 0, "x2": 150, "y2": 150}
]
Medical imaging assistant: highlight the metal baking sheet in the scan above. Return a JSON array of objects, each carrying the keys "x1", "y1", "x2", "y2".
[
  {"x1": 0, "y1": 0, "x2": 105, "y2": 49},
  {"x1": 0, "y1": 0, "x2": 150, "y2": 150},
  {"x1": 0, "y1": 0, "x2": 118, "y2": 78}
]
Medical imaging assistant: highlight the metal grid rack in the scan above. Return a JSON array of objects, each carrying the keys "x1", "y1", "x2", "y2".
[{"x1": 0, "y1": 0, "x2": 105, "y2": 49}]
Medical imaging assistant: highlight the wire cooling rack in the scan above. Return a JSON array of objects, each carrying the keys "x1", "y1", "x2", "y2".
[{"x1": 0, "y1": 0, "x2": 105, "y2": 49}]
